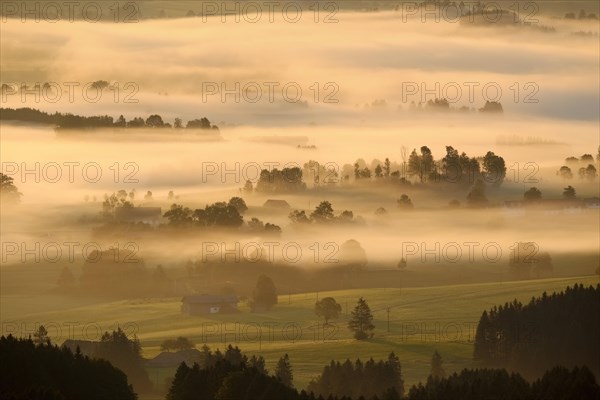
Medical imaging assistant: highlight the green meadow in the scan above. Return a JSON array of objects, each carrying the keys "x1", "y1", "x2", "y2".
[{"x1": 1, "y1": 266, "x2": 597, "y2": 392}]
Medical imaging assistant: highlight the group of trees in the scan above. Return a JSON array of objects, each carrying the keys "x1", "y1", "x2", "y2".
[
  {"x1": 558, "y1": 152, "x2": 599, "y2": 181},
  {"x1": 408, "y1": 365, "x2": 599, "y2": 400},
  {"x1": 243, "y1": 146, "x2": 505, "y2": 194},
  {"x1": 102, "y1": 192, "x2": 283, "y2": 233},
  {"x1": 474, "y1": 284, "x2": 600, "y2": 378},
  {"x1": 102, "y1": 190, "x2": 135, "y2": 217},
  {"x1": 95, "y1": 328, "x2": 152, "y2": 393},
  {"x1": 289, "y1": 201, "x2": 358, "y2": 224},
  {"x1": 246, "y1": 217, "x2": 282, "y2": 235},
  {"x1": 565, "y1": 9, "x2": 598, "y2": 19},
  {"x1": 162, "y1": 197, "x2": 281, "y2": 234},
  {"x1": 0, "y1": 107, "x2": 219, "y2": 131},
  {"x1": 524, "y1": 185, "x2": 590, "y2": 202},
  {"x1": 254, "y1": 167, "x2": 307, "y2": 193},
  {"x1": 407, "y1": 146, "x2": 506, "y2": 186},
  {"x1": 166, "y1": 345, "x2": 297, "y2": 400},
  {"x1": 0, "y1": 335, "x2": 137, "y2": 400},
  {"x1": 0, "y1": 173, "x2": 22, "y2": 204},
  {"x1": 163, "y1": 200, "x2": 243, "y2": 228},
  {"x1": 5, "y1": 332, "x2": 597, "y2": 400},
  {"x1": 307, "y1": 352, "x2": 404, "y2": 399},
  {"x1": 347, "y1": 158, "x2": 404, "y2": 183},
  {"x1": 344, "y1": 147, "x2": 504, "y2": 188}
]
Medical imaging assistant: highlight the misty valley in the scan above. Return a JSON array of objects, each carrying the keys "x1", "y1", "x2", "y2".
[{"x1": 1, "y1": 1, "x2": 599, "y2": 400}]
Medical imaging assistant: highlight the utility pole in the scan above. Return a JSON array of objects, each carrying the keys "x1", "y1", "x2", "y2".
[{"x1": 386, "y1": 307, "x2": 391, "y2": 332}]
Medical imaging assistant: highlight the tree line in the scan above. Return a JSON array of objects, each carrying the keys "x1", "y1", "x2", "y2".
[
  {"x1": 0, "y1": 107, "x2": 219, "y2": 131},
  {"x1": 307, "y1": 353, "x2": 404, "y2": 399},
  {"x1": 241, "y1": 147, "x2": 506, "y2": 195},
  {"x1": 166, "y1": 344, "x2": 296, "y2": 400},
  {"x1": 474, "y1": 284, "x2": 600, "y2": 379},
  {"x1": 0, "y1": 335, "x2": 136, "y2": 400},
  {"x1": 408, "y1": 365, "x2": 599, "y2": 400}
]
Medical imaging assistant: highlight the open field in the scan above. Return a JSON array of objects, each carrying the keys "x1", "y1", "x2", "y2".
[{"x1": 1, "y1": 271, "x2": 597, "y2": 391}]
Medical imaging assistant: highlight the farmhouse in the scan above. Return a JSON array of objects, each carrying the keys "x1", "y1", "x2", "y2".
[{"x1": 181, "y1": 294, "x2": 239, "y2": 315}]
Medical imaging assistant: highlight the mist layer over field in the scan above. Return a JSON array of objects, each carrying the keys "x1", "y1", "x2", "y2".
[{"x1": 2, "y1": 9, "x2": 599, "y2": 267}]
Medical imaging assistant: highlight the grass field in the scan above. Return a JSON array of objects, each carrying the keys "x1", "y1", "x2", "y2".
[{"x1": 1, "y1": 269, "x2": 597, "y2": 393}]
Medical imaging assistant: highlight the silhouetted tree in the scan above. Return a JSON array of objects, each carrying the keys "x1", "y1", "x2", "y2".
[
  {"x1": 524, "y1": 187, "x2": 542, "y2": 203},
  {"x1": 95, "y1": 328, "x2": 152, "y2": 393},
  {"x1": 0, "y1": 173, "x2": 22, "y2": 203},
  {"x1": 558, "y1": 165, "x2": 573, "y2": 180},
  {"x1": 243, "y1": 180, "x2": 253, "y2": 194},
  {"x1": 315, "y1": 297, "x2": 342, "y2": 324},
  {"x1": 288, "y1": 210, "x2": 310, "y2": 224},
  {"x1": 585, "y1": 164, "x2": 598, "y2": 180},
  {"x1": 397, "y1": 194, "x2": 413, "y2": 209},
  {"x1": 251, "y1": 274, "x2": 277, "y2": 311},
  {"x1": 33, "y1": 325, "x2": 48, "y2": 345},
  {"x1": 430, "y1": 350, "x2": 445, "y2": 380},
  {"x1": 482, "y1": 151, "x2": 506, "y2": 186},
  {"x1": 563, "y1": 185, "x2": 576, "y2": 199},
  {"x1": 375, "y1": 207, "x2": 388, "y2": 215},
  {"x1": 164, "y1": 204, "x2": 193, "y2": 226},
  {"x1": 398, "y1": 258, "x2": 407, "y2": 269},
  {"x1": 114, "y1": 114, "x2": 126, "y2": 127},
  {"x1": 479, "y1": 101, "x2": 503, "y2": 113},
  {"x1": 339, "y1": 239, "x2": 368, "y2": 270},
  {"x1": 227, "y1": 197, "x2": 248, "y2": 214},
  {"x1": 275, "y1": 354, "x2": 293, "y2": 388},
  {"x1": 310, "y1": 201, "x2": 335, "y2": 222},
  {"x1": 348, "y1": 297, "x2": 375, "y2": 340},
  {"x1": 384, "y1": 158, "x2": 391, "y2": 177}
]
